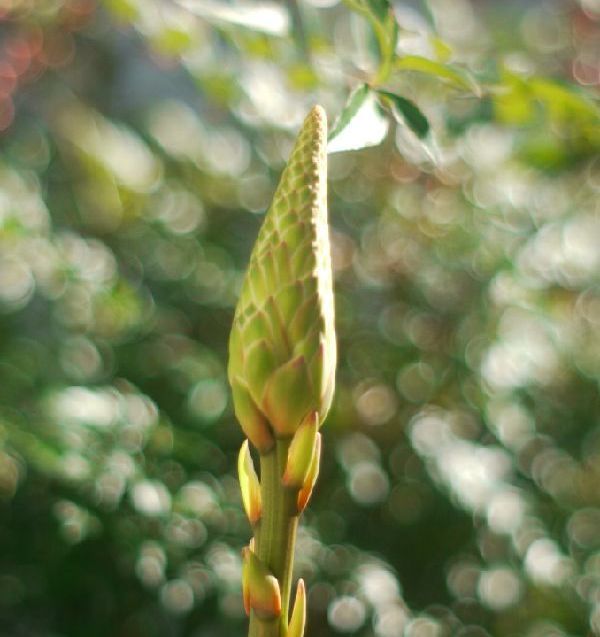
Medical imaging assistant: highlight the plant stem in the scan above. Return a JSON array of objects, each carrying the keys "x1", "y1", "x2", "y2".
[{"x1": 249, "y1": 439, "x2": 299, "y2": 637}]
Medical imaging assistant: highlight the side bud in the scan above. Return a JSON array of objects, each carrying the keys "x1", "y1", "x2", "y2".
[
  {"x1": 283, "y1": 412, "x2": 318, "y2": 488},
  {"x1": 238, "y1": 440, "x2": 262, "y2": 526},
  {"x1": 288, "y1": 579, "x2": 306, "y2": 637},
  {"x1": 241, "y1": 547, "x2": 282, "y2": 619},
  {"x1": 297, "y1": 433, "x2": 321, "y2": 513}
]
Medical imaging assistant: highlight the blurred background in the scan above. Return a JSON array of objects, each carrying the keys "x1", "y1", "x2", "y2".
[{"x1": 0, "y1": 1, "x2": 599, "y2": 636}]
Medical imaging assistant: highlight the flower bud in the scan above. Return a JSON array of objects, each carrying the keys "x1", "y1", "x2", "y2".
[
  {"x1": 228, "y1": 105, "x2": 336, "y2": 448},
  {"x1": 297, "y1": 433, "x2": 321, "y2": 513},
  {"x1": 238, "y1": 440, "x2": 261, "y2": 525},
  {"x1": 288, "y1": 579, "x2": 306, "y2": 637},
  {"x1": 241, "y1": 547, "x2": 282, "y2": 619},
  {"x1": 283, "y1": 411, "x2": 318, "y2": 488}
]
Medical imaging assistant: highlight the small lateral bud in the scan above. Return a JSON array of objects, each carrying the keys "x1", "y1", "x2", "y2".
[
  {"x1": 238, "y1": 440, "x2": 262, "y2": 525},
  {"x1": 288, "y1": 579, "x2": 306, "y2": 637},
  {"x1": 283, "y1": 411, "x2": 319, "y2": 488},
  {"x1": 297, "y1": 433, "x2": 321, "y2": 512},
  {"x1": 242, "y1": 547, "x2": 282, "y2": 619}
]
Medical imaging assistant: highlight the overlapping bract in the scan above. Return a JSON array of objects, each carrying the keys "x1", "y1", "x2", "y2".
[{"x1": 228, "y1": 105, "x2": 336, "y2": 452}]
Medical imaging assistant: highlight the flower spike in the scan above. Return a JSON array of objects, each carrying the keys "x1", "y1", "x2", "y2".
[
  {"x1": 228, "y1": 104, "x2": 336, "y2": 445},
  {"x1": 230, "y1": 106, "x2": 336, "y2": 637}
]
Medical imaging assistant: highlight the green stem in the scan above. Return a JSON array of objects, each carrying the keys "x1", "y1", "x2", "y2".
[{"x1": 249, "y1": 439, "x2": 299, "y2": 637}]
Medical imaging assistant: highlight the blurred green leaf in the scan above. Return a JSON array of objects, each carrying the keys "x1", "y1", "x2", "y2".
[
  {"x1": 345, "y1": 0, "x2": 398, "y2": 83},
  {"x1": 328, "y1": 85, "x2": 389, "y2": 153},
  {"x1": 429, "y1": 36, "x2": 453, "y2": 62},
  {"x1": 365, "y1": 0, "x2": 391, "y2": 21},
  {"x1": 530, "y1": 78, "x2": 599, "y2": 124},
  {"x1": 104, "y1": 0, "x2": 139, "y2": 21},
  {"x1": 395, "y1": 55, "x2": 481, "y2": 96},
  {"x1": 328, "y1": 84, "x2": 370, "y2": 141},
  {"x1": 377, "y1": 90, "x2": 430, "y2": 138},
  {"x1": 494, "y1": 71, "x2": 599, "y2": 128}
]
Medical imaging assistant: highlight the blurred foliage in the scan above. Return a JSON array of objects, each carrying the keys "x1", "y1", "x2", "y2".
[{"x1": 0, "y1": 1, "x2": 599, "y2": 636}]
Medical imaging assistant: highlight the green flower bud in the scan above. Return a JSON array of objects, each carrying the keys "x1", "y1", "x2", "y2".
[
  {"x1": 283, "y1": 411, "x2": 318, "y2": 488},
  {"x1": 288, "y1": 579, "x2": 306, "y2": 637},
  {"x1": 238, "y1": 440, "x2": 262, "y2": 525},
  {"x1": 241, "y1": 546, "x2": 282, "y2": 619},
  {"x1": 297, "y1": 433, "x2": 321, "y2": 513},
  {"x1": 228, "y1": 105, "x2": 336, "y2": 447}
]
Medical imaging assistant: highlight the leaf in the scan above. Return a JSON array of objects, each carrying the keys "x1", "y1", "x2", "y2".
[
  {"x1": 365, "y1": 0, "x2": 390, "y2": 21},
  {"x1": 429, "y1": 36, "x2": 452, "y2": 62},
  {"x1": 176, "y1": 0, "x2": 289, "y2": 36},
  {"x1": 328, "y1": 84, "x2": 370, "y2": 141},
  {"x1": 377, "y1": 90, "x2": 430, "y2": 138},
  {"x1": 395, "y1": 55, "x2": 481, "y2": 96},
  {"x1": 328, "y1": 86, "x2": 389, "y2": 153},
  {"x1": 530, "y1": 78, "x2": 599, "y2": 123},
  {"x1": 344, "y1": 0, "x2": 398, "y2": 83},
  {"x1": 493, "y1": 71, "x2": 599, "y2": 129}
]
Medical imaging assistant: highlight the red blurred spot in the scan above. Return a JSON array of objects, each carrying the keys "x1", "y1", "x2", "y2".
[
  {"x1": 0, "y1": 61, "x2": 17, "y2": 98},
  {"x1": 572, "y1": 58, "x2": 600, "y2": 86},
  {"x1": 0, "y1": 97, "x2": 14, "y2": 132},
  {"x1": 571, "y1": 6, "x2": 599, "y2": 36},
  {"x1": 5, "y1": 38, "x2": 31, "y2": 75},
  {"x1": 26, "y1": 27, "x2": 44, "y2": 57},
  {"x1": 5, "y1": 37, "x2": 30, "y2": 61}
]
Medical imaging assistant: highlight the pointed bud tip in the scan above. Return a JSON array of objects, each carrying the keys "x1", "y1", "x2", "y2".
[
  {"x1": 308, "y1": 104, "x2": 326, "y2": 124},
  {"x1": 243, "y1": 549, "x2": 282, "y2": 619},
  {"x1": 288, "y1": 578, "x2": 307, "y2": 637},
  {"x1": 238, "y1": 440, "x2": 262, "y2": 525},
  {"x1": 297, "y1": 433, "x2": 321, "y2": 512},
  {"x1": 283, "y1": 411, "x2": 319, "y2": 488}
]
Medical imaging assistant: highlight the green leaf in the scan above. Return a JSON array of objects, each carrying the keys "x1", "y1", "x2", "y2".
[
  {"x1": 344, "y1": 0, "x2": 398, "y2": 84},
  {"x1": 365, "y1": 0, "x2": 390, "y2": 21},
  {"x1": 377, "y1": 90, "x2": 430, "y2": 138},
  {"x1": 395, "y1": 55, "x2": 481, "y2": 96},
  {"x1": 328, "y1": 84, "x2": 370, "y2": 142},
  {"x1": 493, "y1": 71, "x2": 600, "y2": 129},
  {"x1": 530, "y1": 78, "x2": 599, "y2": 123},
  {"x1": 328, "y1": 86, "x2": 389, "y2": 153}
]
